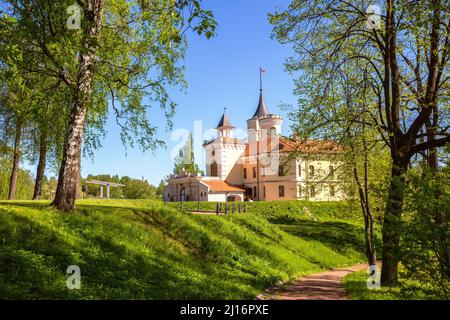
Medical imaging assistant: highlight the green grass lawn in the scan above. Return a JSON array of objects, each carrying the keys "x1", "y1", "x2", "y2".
[
  {"x1": 343, "y1": 267, "x2": 445, "y2": 300},
  {"x1": 343, "y1": 270, "x2": 401, "y2": 300},
  {"x1": 0, "y1": 199, "x2": 367, "y2": 299}
]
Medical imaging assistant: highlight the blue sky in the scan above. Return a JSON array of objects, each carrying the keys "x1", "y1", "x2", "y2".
[{"x1": 32, "y1": 0, "x2": 299, "y2": 185}]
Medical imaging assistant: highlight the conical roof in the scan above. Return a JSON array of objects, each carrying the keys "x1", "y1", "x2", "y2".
[
  {"x1": 217, "y1": 109, "x2": 234, "y2": 128},
  {"x1": 252, "y1": 90, "x2": 269, "y2": 118}
]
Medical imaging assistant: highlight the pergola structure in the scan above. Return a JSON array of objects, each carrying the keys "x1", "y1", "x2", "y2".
[{"x1": 85, "y1": 180, "x2": 125, "y2": 199}]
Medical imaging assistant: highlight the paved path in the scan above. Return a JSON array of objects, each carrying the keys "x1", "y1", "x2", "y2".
[{"x1": 257, "y1": 264, "x2": 368, "y2": 300}]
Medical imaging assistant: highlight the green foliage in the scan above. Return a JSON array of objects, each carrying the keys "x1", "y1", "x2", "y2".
[
  {"x1": 83, "y1": 174, "x2": 160, "y2": 200},
  {"x1": 122, "y1": 179, "x2": 158, "y2": 200},
  {"x1": 0, "y1": 0, "x2": 217, "y2": 153},
  {"x1": 0, "y1": 199, "x2": 366, "y2": 299},
  {"x1": 172, "y1": 132, "x2": 202, "y2": 175},
  {"x1": 0, "y1": 156, "x2": 34, "y2": 199},
  {"x1": 40, "y1": 176, "x2": 58, "y2": 200},
  {"x1": 155, "y1": 180, "x2": 166, "y2": 198},
  {"x1": 83, "y1": 174, "x2": 123, "y2": 199},
  {"x1": 401, "y1": 167, "x2": 450, "y2": 299},
  {"x1": 344, "y1": 166, "x2": 450, "y2": 300}
]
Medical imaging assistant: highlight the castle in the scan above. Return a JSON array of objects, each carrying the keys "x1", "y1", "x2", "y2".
[{"x1": 164, "y1": 78, "x2": 343, "y2": 202}]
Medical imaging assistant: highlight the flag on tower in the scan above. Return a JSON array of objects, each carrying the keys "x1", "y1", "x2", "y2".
[{"x1": 259, "y1": 67, "x2": 266, "y2": 91}]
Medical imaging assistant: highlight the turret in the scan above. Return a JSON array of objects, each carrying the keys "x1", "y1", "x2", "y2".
[
  {"x1": 247, "y1": 69, "x2": 283, "y2": 143},
  {"x1": 203, "y1": 108, "x2": 246, "y2": 181},
  {"x1": 216, "y1": 108, "x2": 234, "y2": 138}
]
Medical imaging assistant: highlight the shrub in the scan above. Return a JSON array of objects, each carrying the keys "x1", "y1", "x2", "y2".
[{"x1": 401, "y1": 168, "x2": 450, "y2": 299}]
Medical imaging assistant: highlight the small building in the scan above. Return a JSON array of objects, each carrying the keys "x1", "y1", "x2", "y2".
[{"x1": 164, "y1": 173, "x2": 245, "y2": 202}]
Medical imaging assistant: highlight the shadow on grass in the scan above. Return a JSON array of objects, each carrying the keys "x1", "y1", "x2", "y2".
[
  {"x1": 0, "y1": 206, "x2": 280, "y2": 299},
  {"x1": 0, "y1": 201, "x2": 51, "y2": 209},
  {"x1": 0, "y1": 211, "x2": 193, "y2": 299},
  {"x1": 0, "y1": 201, "x2": 156, "y2": 216},
  {"x1": 277, "y1": 220, "x2": 375, "y2": 255}
]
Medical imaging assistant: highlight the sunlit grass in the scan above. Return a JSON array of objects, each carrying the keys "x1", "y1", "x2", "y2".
[
  {"x1": 343, "y1": 267, "x2": 443, "y2": 300},
  {"x1": 0, "y1": 199, "x2": 366, "y2": 299}
]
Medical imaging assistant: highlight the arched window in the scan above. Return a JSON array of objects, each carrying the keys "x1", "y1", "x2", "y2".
[
  {"x1": 211, "y1": 148, "x2": 215, "y2": 156},
  {"x1": 270, "y1": 127, "x2": 277, "y2": 138},
  {"x1": 210, "y1": 161, "x2": 218, "y2": 176},
  {"x1": 180, "y1": 187, "x2": 186, "y2": 202}
]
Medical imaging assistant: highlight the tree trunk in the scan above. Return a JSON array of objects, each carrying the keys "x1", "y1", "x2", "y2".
[
  {"x1": 8, "y1": 119, "x2": 22, "y2": 200},
  {"x1": 426, "y1": 105, "x2": 439, "y2": 172},
  {"x1": 381, "y1": 162, "x2": 408, "y2": 284},
  {"x1": 352, "y1": 153, "x2": 377, "y2": 266},
  {"x1": 52, "y1": 101, "x2": 86, "y2": 211},
  {"x1": 355, "y1": 170, "x2": 377, "y2": 266},
  {"x1": 52, "y1": 0, "x2": 104, "y2": 212},
  {"x1": 33, "y1": 132, "x2": 48, "y2": 200}
]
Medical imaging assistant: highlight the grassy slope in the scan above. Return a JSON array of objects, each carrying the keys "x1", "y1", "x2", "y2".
[{"x1": 0, "y1": 199, "x2": 367, "y2": 299}]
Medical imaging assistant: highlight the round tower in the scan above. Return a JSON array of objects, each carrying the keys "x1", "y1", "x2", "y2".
[{"x1": 247, "y1": 71, "x2": 283, "y2": 142}]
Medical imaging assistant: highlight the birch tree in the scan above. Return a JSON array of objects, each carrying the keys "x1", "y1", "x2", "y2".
[{"x1": 0, "y1": 0, "x2": 216, "y2": 211}]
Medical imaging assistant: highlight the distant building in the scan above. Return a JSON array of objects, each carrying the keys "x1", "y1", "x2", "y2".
[{"x1": 164, "y1": 78, "x2": 343, "y2": 202}]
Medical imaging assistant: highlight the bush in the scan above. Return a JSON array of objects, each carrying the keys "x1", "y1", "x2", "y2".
[{"x1": 401, "y1": 168, "x2": 450, "y2": 299}]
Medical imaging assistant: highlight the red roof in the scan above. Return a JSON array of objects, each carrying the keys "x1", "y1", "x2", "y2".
[
  {"x1": 245, "y1": 136, "x2": 342, "y2": 156},
  {"x1": 201, "y1": 180, "x2": 245, "y2": 192}
]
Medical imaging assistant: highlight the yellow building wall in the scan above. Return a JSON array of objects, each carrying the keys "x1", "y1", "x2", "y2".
[{"x1": 238, "y1": 154, "x2": 343, "y2": 202}]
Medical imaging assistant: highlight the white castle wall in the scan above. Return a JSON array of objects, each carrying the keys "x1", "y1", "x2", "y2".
[{"x1": 205, "y1": 137, "x2": 245, "y2": 182}]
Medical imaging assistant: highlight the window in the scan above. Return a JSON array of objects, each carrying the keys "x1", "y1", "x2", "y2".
[
  {"x1": 330, "y1": 185, "x2": 335, "y2": 197},
  {"x1": 243, "y1": 168, "x2": 247, "y2": 179},
  {"x1": 298, "y1": 185, "x2": 302, "y2": 197},
  {"x1": 270, "y1": 127, "x2": 277, "y2": 138},
  {"x1": 310, "y1": 185, "x2": 315, "y2": 198},
  {"x1": 298, "y1": 164, "x2": 302, "y2": 177},
  {"x1": 211, "y1": 149, "x2": 215, "y2": 156},
  {"x1": 329, "y1": 166, "x2": 334, "y2": 178},
  {"x1": 278, "y1": 165, "x2": 285, "y2": 176},
  {"x1": 309, "y1": 165, "x2": 315, "y2": 177},
  {"x1": 263, "y1": 186, "x2": 266, "y2": 198},
  {"x1": 279, "y1": 185, "x2": 285, "y2": 197},
  {"x1": 253, "y1": 187, "x2": 257, "y2": 198},
  {"x1": 253, "y1": 167, "x2": 257, "y2": 178},
  {"x1": 211, "y1": 161, "x2": 218, "y2": 176}
]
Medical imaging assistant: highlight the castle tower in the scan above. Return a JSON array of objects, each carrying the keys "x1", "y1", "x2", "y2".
[
  {"x1": 247, "y1": 68, "x2": 283, "y2": 147},
  {"x1": 216, "y1": 108, "x2": 234, "y2": 138},
  {"x1": 204, "y1": 109, "x2": 246, "y2": 182}
]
